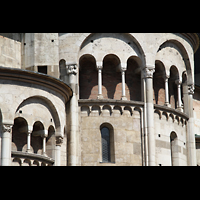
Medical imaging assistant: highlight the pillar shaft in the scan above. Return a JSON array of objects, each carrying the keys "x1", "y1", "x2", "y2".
[
  {"x1": 67, "y1": 63, "x2": 79, "y2": 166},
  {"x1": 142, "y1": 66, "x2": 155, "y2": 166},
  {"x1": 26, "y1": 126, "x2": 32, "y2": 153},
  {"x1": 1, "y1": 124, "x2": 13, "y2": 166},
  {"x1": 96, "y1": 63, "x2": 103, "y2": 99},
  {"x1": 175, "y1": 80, "x2": 182, "y2": 109},
  {"x1": 187, "y1": 85, "x2": 197, "y2": 166},
  {"x1": 164, "y1": 75, "x2": 170, "y2": 106}
]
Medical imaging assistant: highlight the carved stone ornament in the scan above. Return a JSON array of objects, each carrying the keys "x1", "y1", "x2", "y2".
[
  {"x1": 142, "y1": 67, "x2": 155, "y2": 79},
  {"x1": 66, "y1": 64, "x2": 78, "y2": 75},
  {"x1": 96, "y1": 65, "x2": 103, "y2": 70},
  {"x1": 188, "y1": 84, "x2": 195, "y2": 95},
  {"x1": 2, "y1": 124, "x2": 13, "y2": 133},
  {"x1": 56, "y1": 136, "x2": 64, "y2": 146}
]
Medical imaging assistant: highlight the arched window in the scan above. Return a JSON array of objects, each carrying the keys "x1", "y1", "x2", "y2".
[
  {"x1": 170, "y1": 132, "x2": 179, "y2": 166},
  {"x1": 101, "y1": 127, "x2": 111, "y2": 162}
]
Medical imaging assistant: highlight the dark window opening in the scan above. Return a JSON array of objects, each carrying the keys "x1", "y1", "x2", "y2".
[
  {"x1": 38, "y1": 66, "x2": 47, "y2": 74},
  {"x1": 101, "y1": 127, "x2": 111, "y2": 162}
]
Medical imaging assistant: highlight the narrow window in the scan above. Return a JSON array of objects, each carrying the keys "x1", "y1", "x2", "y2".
[
  {"x1": 101, "y1": 127, "x2": 111, "y2": 162},
  {"x1": 170, "y1": 132, "x2": 178, "y2": 166},
  {"x1": 38, "y1": 66, "x2": 47, "y2": 74}
]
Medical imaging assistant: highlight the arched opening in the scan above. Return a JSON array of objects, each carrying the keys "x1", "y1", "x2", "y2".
[
  {"x1": 182, "y1": 71, "x2": 188, "y2": 111},
  {"x1": 126, "y1": 56, "x2": 142, "y2": 101},
  {"x1": 156, "y1": 39, "x2": 193, "y2": 85},
  {"x1": 79, "y1": 54, "x2": 98, "y2": 99},
  {"x1": 102, "y1": 54, "x2": 121, "y2": 100},
  {"x1": 100, "y1": 123, "x2": 115, "y2": 163},
  {"x1": 153, "y1": 61, "x2": 166, "y2": 105},
  {"x1": 31, "y1": 121, "x2": 44, "y2": 154},
  {"x1": 46, "y1": 125, "x2": 56, "y2": 158},
  {"x1": 59, "y1": 59, "x2": 66, "y2": 80},
  {"x1": 170, "y1": 131, "x2": 179, "y2": 166},
  {"x1": 169, "y1": 66, "x2": 179, "y2": 109},
  {"x1": 12, "y1": 117, "x2": 28, "y2": 152}
]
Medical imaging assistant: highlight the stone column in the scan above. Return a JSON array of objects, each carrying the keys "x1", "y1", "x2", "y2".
[
  {"x1": 55, "y1": 136, "x2": 63, "y2": 166},
  {"x1": 175, "y1": 80, "x2": 183, "y2": 111},
  {"x1": 67, "y1": 63, "x2": 79, "y2": 166},
  {"x1": 42, "y1": 130, "x2": 48, "y2": 156},
  {"x1": 142, "y1": 66, "x2": 155, "y2": 166},
  {"x1": 120, "y1": 63, "x2": 127, "y2": 100},
  {"x1": 164, "y1": 75, "x2": 170, "y2": 107},
  {"x1": 187, "y1": 84, "x2": 197, "y2": 166},
  {"x1": 1, "y1": 124, "x2": 13, "y2": 166},
  {"x1": 26, "y1": 126, "x2": 33, "y2": 153},
  {"x1": 96, "y1": 62, "x2": 103, "y2": 99}
]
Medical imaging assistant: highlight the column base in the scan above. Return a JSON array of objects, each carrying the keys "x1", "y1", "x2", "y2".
[
  {"x1": 177, "y1": 107, "x2": 183, "y2": 112},
  {"x1": 97, "y1": 94, "x2": 103, "y2": 99},
  {"x1": 164, "y1": 103, "x2": 171, "y2": 107},
  {"x1": 121, "y1": 96, "x2": 127, "y2": 100},
  {"x1": 26, "y1": 149, "x2": 31, "y2": 153}
]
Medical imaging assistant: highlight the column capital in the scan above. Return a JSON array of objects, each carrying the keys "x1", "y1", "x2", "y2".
[
  {"x1": 66, "y1": 63, "x2": 78, "y2": 75},
  {"x1": 175, "y1": 79, "x2": 182, "y2": 85},
  {"x1": 142, "y1": 67, "x2": 155, "y2": 79},
  {"x1": 2, "y1": 124, "x2": 13, "y2": 133},
  {"x1": 96, "y1": 61, "x2": 103, "y2": 70},
  {"x1": 188, "y1": 84, "x2": 195, "y2": 95},
  {"x1": 56, "y1": 136, "x2": 64, "y2": 146},
  {"x1": 120, "y1": 63, "x2": 127, "y2": 72},
  {"x1": 27, "y1": 126, "x2": 33, "y2": 135}
]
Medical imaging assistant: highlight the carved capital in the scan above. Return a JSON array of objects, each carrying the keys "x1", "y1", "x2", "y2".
[
  {"x1": 188, "y1": 84, "x2": 195, "y2": 95},
  {"x1": 56, "y1": 136, "x2": 63, "y2": 146},
  {"x1": 96, "y1": 65, "x2": 103, "y2": 70},
  {"x1": 142, "y1": 67, "x2": 155, "y2": 79},
  {"x1": 66, "y1": 64, "x2": 78, "y2": 75},
  {"x1": 2, "y1": 124, "x2": 13, "y2": 133},
  {"x1": 120, "y1": 63, "x2": 127, "y2": 72},
  {"x1": 175, "y1": 80, "x2": 182, "y2": 85},
  {"x1": 27, "y1": 126, "x2": 33, "y2": 135}
]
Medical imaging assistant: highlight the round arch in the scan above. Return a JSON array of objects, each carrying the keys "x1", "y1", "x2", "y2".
[
  {"x1": 78, "y1": 33, "x2": 146, "y2": 66},
  {"x1": 156, "y1": 39, "x2": 193, "y2": 85},
  {"x1": 15, "y1": 95, "x2": 61, "y2": 134}
]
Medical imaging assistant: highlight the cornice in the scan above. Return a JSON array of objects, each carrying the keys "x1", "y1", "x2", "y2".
[{"x1": 0, "y1": 67, "x2": 73, "y2": 102}]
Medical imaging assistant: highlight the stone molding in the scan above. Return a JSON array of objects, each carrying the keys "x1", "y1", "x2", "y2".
[
  {"x1": 79, "y1": 99, "x2": 189, "y2": 120},
  {"x1": 11, "y1": 151, "x2": 55, "y2": 165},
  {"x1": 0, "y1": 67, "x2": 73, "y2": 102}
]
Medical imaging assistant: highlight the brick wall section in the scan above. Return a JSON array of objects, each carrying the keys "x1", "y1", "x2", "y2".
[
  {"x1": 153, "y1": 77, "x2": 165, "y2": 106},
  {"x1": 102, "y1": 63, "x2": 122, "y2": 100}
]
